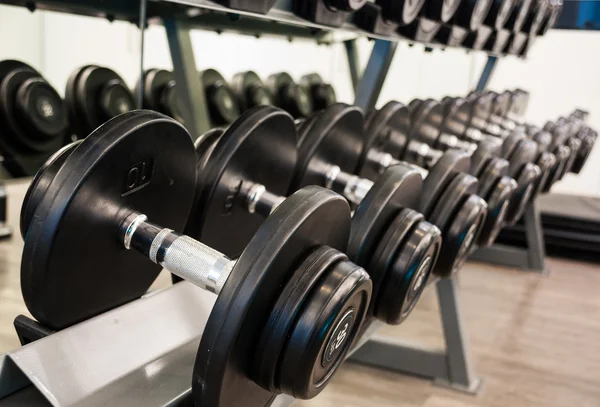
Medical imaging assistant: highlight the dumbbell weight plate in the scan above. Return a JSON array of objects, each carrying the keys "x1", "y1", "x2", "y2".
[
  {"x1": 571, "y1": 137, "x2": 594, "y2": 174},
  {"x1": 428, "y1": 173, "x2": 484, "y2": 275},
  {"x1": 21, "y1": 111, "x2": 198, "y2": 330},
  {"x1": 0, "y1": 69, "x2": 66, "y2": 152},
  {"x1": 506, "y1": 138, "x2": 538, "y2": 177},
  {"x1": 66, "y1": 65, "x2": 135, "y2": 138},
  {"x1": 20, "y1": 141, "x2": 82, "y2": 238},
  {"x1": 349, "y1": 164, "x2": 423, "y2": 269},
  {"x1": 420, "y1": 150, "x2": 471, "y2": 217},
  {"x1": 411, "y1": 100, "x2": 445, "y2": 148},
  {"x1": 138, "y1": 68, "x2": 182, "y2": 122},
  {"x1": 441, "y1": 97, "x2": 473, "y2": 138},
  {"x1": 376, "y1": 0, "x2": 427, "y2": 26},
  {"x1": 475, "y1": 157, "x2": 514, "y2": 244},
  {"x1": 532, "y1": 151, "x2": 556, "y2": 196},
  {"x1": 201, "y1": 69, "x2": 241, "y2": 125},
  {"x1": 454, "y1": 0, "x2": 493, "y2": 30},
  {"x1": 292, "y1": 103, "x2": 364, "y2": 191},
  {"x1": 300, "y1": 73, "x2": 337, "y2": 111},
  {"x1": 563, "y1": 137, "x2": 582, "y2": 176},
  {"x1": 542, "y1": 145, "x2": 569, "y2": 193},
  {"x1": 277, "y1": 257, "x2": 369, "y2": 399},
  {"x1": 194, "y1": 128, "x2": 225, "y2": 192},
  {"x1": 189, "y1": 107, "x2": 297, "y2": 259},
  {"x1": 484, "y1": 0, "x2": 517, "y2": 29},
  {"x1": 360, "y1": 101, "x2": 411, "y2": 180},
  {"x1": 267, "y1": 72, "x2": 313, "y2": 119},
  {"x1": 376, "y1": 212, "x2": 441, "y2": 324},
  {"x1": 504, "y1": 0, "x2": 532, "y2": 32},
  {"x1": 253, "y1": 245, "x2": 346, "y2": 393},
  {"x1": 231, "y1": 71, "x2": 273, "y2": 112},
  {"x1": 478, "y1": 175, "x2": 514, "y2": 246}
]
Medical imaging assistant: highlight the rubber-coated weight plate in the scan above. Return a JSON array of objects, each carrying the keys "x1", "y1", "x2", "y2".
[
  {"x1": 441, "y1": 194, "x2": 487, "y2": 276},
  {"x1": 477, "y1": 174, "x2": 515, "y2": 247},
  {"x1": 441, "y1": 97, "x2": 472, "y2": 138},
  {"x1": 571, "y1": 137, "x2": 593, "y2": 174},
  {"x1": 360, "y1": 101, "x2": 411, "y2": 180},
  {"x1": 420, "y1": 150, "x2": 471, "y2": 217},
  {"x1": 231, "y1": 71, "x2": 273, "y2": 112},
  {"x1": 267, "y1": 72, "x2": 313, "y2": 118},
  {"x1": 366, "y1": 208, "x2": 418, "y2": 320},
  {"x1": 377, "y1": 218, "x2": 441, "y2": 324},
  {"x1": 189, "y1": 106, "x2": 297, "y2": 259},
  {"x1": 278, "y1": 259, "x2": 370, "y2": 399},
  {"x1": 506, "y1": 138, "x2": 539, "y2": 181},
  {"x1": 506, "y1": 162, "x2": 540, "y2": 224},
  {"x1": 531, "y1": 151, "x2": 556, "y2": 197},
  {"x1": 201, "y1": 69, "x2": 240, "y2": 125},
  {"x1": 253, "y1": 246, "x2": 346, "y2": 393},
  {"x1": 477, "y1": 155, "x2": 509, "y2": 197},
  {"x1": 193, "y1": 187, "x2": 355, "y2": 406},
  {"x1": 429, "y1": 173, "x2": 485, "y2": 276},
  {"x1": 66, "y1": 65, "x2": 134, "y2": 138},
  {"x1": 20, "y1": 141, "x2": 82, "y2": 238},
  {"x1": 21, "y1": 111, "x2": 197, "y2": 330},
  {"x1": 542, "y1": 145, "x2": 569, "y2": 192},
  {"x1": 349, "y1": 164, "x2": 423, "y2": 267},
  {"x1": 292, "y1": 103, "x2": 364, "y2": 191},
  {"x1": 500, "y1": 132, "x2": 524, "y2": 159},
  {"x1": 1, "y1": 69, "x2": 66, "y2": 152},
  {"x1": 411, "y1": 99, "x2": 444, "y2": 149}
]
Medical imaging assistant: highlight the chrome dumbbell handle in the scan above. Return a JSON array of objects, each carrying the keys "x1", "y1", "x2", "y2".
[
  {"x1": 120, "y1": 213, "x2": 234, "y2": 295},
  {"x1": 325, "y1": 165, "x2": 374, "y2": 206}
]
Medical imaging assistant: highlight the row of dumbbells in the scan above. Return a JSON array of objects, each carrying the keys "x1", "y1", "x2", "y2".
[
  {"x1": 191, "y1": 0, "x2": 561, "y2": 56},
  {"x1": 21, "y1": 104, "x2": 496, "y2": 405},
  {"x1": 0, "y1": 60, "x2": 333, "y2": 177},
  {"x1": 16, "y1": 91, "x2": 591, "y2": 406}
]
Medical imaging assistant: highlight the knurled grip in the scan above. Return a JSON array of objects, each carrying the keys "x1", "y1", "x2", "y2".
[{"x1": 153, "y1": 232, "x2": 233, "y2": 295}]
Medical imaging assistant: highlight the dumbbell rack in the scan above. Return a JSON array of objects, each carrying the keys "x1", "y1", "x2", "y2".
[
  {"x1": 469, "y1": 56, "x2": 546, "y2": 273},
  {"x1": 0, "y1": 0, "x2": 553, "y2": 403}
]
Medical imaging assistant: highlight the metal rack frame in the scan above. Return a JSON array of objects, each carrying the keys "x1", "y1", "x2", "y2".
[{"x1": 470, "y1": 55, "x2": 547, "y2": 273}]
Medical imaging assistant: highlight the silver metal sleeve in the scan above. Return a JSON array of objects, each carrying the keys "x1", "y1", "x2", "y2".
[
  {"x1": 464, "y1": 127, "x2": 483, "y2": 144},
  {"x1": 153, "y1": 232, "x2": 234, "y2": 295},
  {"x1": 326, "y1": 165, "x2": 374, "y2": 205}
]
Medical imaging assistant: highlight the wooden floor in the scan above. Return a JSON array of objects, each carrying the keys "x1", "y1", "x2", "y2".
[{"x1": 1, "y1": 180, "x2": 600, "y2": 406}]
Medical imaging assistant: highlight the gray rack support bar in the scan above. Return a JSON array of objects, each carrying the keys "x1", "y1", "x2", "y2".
[{"x1": 349, "y1": 278, "x2": 481, "y2": 394}]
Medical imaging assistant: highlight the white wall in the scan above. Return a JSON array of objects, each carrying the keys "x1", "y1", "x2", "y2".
[{"x1": 1, "y1": 4, "x2": 598, "y2": 195}]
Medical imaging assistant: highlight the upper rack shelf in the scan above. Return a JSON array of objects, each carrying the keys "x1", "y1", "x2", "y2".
[{"x1": 0, "y1": 0, "x2": 561, "y2": 56}]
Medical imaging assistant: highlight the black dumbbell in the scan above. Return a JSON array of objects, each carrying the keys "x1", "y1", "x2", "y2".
[
  {"x1": 267, "y1": 72, "x2": 313, "y2": 118},
  {"x1": 521, "y1": 0, "x2": 549, "y2": 36},
  {"x1": 20, "y1": 110, "x2": 372, "y2": 404},
  {"x1": 538, "y1": 1, "x2": 562, "y2": 36},
  {"x1": 352, "y1": 2, "x2": 400, "y2": 35},
  {"x1": 376, "y1": 0, "x2": 427, "y2": 27},
  {"x1": 300, "y1": 73, "x2": 337, "y2": 111},
  {"x1": 293, "y1": 0, "x2": 368, "y2": 27},
  {"x1": 361, "y1": 103, "x2": 489, "y2": 273},
  {"x1": 65, "y1": 65, "x2": 135, "y2": 140},
  {"x1": 136, "y1": 69, "x2": 182, "y2": 123},
  {"x1": 200, "y1": 69, "x2": 241, "y2": 126},
  {"x1": 231, "y1": 71, "x2": 274, "y2": 112},
  {"x1": 504, "y1": 0, "x2": 533, "y2": 33},
  {"x1": 212, "y1": 0, "x2": 276, "y2": 14},
  {"x1": 414, "y1": 97, "x2": 545, "y2": 220},
  {"x1": 452, "y1": 0, "x2": 494, "y2": 32},
  {"x1": 189, "y1": 105, "x2": 441, "y2": 326},
  {"x1": 364, "y1": 101, "x2": 512, "y2": 246},
  {"x1": 0, "y1": 60, "x2": 68, "y2": 177}
]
